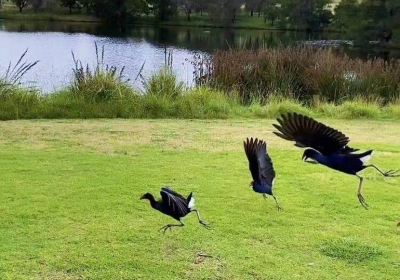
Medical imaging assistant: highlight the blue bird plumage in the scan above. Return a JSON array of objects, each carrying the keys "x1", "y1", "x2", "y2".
[
  {"x1": 274, "y1": 113, "x2": 399, "y2": 209},
  {"x1": 252, "y1": 181, "x2": 273, "y2": 195},
  {"x1": 140, "y1": 187, "x2": 210, "y2": 233},
  {"x1": 244, "y1": 137, "x2": 281, "y2": 210},
  {"x1": 303, "y1": 149, "x2": 373, "y2": 175}
]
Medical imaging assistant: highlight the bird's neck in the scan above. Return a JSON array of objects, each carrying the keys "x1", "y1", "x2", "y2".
[
  {"x1": 313, "y1": 153, "x2": 329, "y2": 165},
  {"x1": 147, "y1": 196, "x2": 159, "y2": 209}
]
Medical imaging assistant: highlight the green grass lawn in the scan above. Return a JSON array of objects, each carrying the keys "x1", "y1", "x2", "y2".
[
  {"x1": 0, "y1": 7, "x2": 99, "y2": 23},
  {"x1": 137, "y1": 14, "x2": 275, "y2": 30},
  {"x1": 0, "y1": 119, "x2": 399, "y2": 279}
]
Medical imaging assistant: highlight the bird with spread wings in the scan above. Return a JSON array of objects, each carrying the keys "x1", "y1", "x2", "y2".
[{"x1": 273, "y1": 112, "x2": 399, "y2": 209}]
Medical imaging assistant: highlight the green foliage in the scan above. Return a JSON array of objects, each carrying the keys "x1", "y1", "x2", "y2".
[
  {"x1": 12, "y1": 0, "x2": 28, "y2": 12},
  {"x1": 149, "y1": 0, "x2": 178, "y2": 21},
  {"x1": 143, "y1": 68, "x2": 184, "y2": 99},
  {"x1": 0, "y1": 85, "x2": 41, "y2": 120},
  {"x1": 248, "y1": 97, "x2": 312, "y2": 118},
  {"x1": 176, "y1": 87, "x2": 235, "y2": 118},
  {"x1": 263, "y1": 1, "x2": 281, "y2": 26},
  {"x1": 60, "y1": 0, "x2": 77, "y2": 14},
  {"x1": 334, "y1": 0, "x2": 400, "y2": 43},
  {"x1": 92, "y1": 0, "x2": 148, "y2": 22},
  {"x1": 280, "y1": 0, "x2": 333, "y2": 31}
]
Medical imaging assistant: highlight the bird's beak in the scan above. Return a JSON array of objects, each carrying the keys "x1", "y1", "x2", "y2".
[{"x1": 140, "y1": 195, "x2": 145, "y2": 200}]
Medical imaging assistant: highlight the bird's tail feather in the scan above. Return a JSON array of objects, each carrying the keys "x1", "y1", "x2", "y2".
[
  {"x1": 359, "y1": 150, "x2": 373, "y2": 164},
  {"x1": 187, "y1": 192, "x2": 195, "y2": 209}
]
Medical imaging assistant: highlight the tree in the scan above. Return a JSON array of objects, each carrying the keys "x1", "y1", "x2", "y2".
[
  {"x1": 281, "y1": 0, "x2": 333, "y2": 31},
  {"x1": 150, "y1": 0, "x2": 178, "y2": 21},
  {"x1": 333, "y1": 0, "x2": 359, "y2": 30},
  {"x1": 80, "y1": 0, "x2": 95, "y2": 14},
  {"x1": 60, "y1": 0, "x2": 77, "y2": 14},
  {"x1": 263, "y1": 1, "x2": 280, "y2": 26},
  {"x1": 92, "y1": 0, "x2": 147, "y2": 22},
  {"x1": 334, "y1": 0, "x2": 400, "y2": 43},
  {"x1": 13, "y1": 0, "x2": 28, "y2": 12},
  {"x1": 30, "y1": 0, "x2": 44, "y2": 12},
  {"x1": 207, "y1": 0, "x2": 243, "y2": 25},
  {"x1": 359, "y1": 0, "x2": 400, "y2": 43},
  {"x1": 178, "y1": 0, "x2": 195, "y2": 21},
  {"x1": 246, "y1": 0, "x2": 264, "y2": 16}
]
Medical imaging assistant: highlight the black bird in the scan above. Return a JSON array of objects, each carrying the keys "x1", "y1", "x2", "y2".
[
  {"x1": 273, "y1": 112, "x2": 399, "y2": 209},
  {"x1": 244, "y1": 137, "x2": 282, "y2": 210},
  {"x1": 140, "y1": 187, "x2": 210, "y2": 233}
]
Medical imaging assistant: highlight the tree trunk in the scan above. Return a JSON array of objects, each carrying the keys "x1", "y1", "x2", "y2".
[
  {"x1": 187, "y1": 12, "x2": 191, "y2": 21},
  {"x1": 19, "y1": 6, "x2": 23, "y2": 13},
  {"x1": 250, "y1": 10, "x2": 254, "y2": 17},
  {"x1": 69, "y1": 6, "x2": 72, "y2": 14}
]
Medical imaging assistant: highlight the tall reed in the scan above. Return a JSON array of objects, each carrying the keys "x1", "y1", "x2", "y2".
[{"x1": 199, "y1": 47, "x2": 400, "y2": 104}]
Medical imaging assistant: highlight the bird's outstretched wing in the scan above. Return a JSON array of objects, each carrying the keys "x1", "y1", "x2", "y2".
[
  {"x1": 161, "y1": 187, "x2": 187, "y2": 201},
  {"x1": 273, "y1": 113, "x2": 357, "y2": 155},
  {"x1": 244, "y1": 138, "x2": 275, "y2": 185},
  {"x1": 160, "y1": 188, "x2": 190, "y2": 217}
]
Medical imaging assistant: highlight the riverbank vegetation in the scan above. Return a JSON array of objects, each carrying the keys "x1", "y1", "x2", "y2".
[
  {"x1": 1, "y1": 47, "x2": 400, "y2": 120},
  {"x1": 1, "y1": 1, "x2": 399, "y2": 45}
]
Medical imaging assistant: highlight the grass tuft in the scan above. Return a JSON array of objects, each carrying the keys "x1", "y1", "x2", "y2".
[
  {"x1": 143, "y1": 68, "x2": 184, "y2": 99},
  {"x1": 248, "y1": 98, "x2": 312, "y2": 118},
  {"x1": 320, "y1": 238, "x2": 383, "y2": 264}
]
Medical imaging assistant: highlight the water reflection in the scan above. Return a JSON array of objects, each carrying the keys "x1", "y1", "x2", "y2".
[{"x1": 0, "y1": 20, "x2": 399, "y2": 92}]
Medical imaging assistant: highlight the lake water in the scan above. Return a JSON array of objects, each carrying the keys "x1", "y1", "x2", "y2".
[{"x1": 0, "y1": 20, "x2": 398, "y2": 92}]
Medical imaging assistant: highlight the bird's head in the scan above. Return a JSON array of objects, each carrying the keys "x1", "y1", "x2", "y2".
[
  {"x1": 140, "y1": 193, "x2": 153, "y2": 201},
  {"x1": 302, "y1": 149, "x2": 319, "y2": 164}
]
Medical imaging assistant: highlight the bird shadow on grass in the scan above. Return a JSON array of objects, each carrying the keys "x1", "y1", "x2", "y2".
[{"x1": 320, "y1": 238, "x2": 383, "y2": 264}]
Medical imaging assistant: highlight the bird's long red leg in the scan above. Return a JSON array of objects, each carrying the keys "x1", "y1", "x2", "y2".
[{"x1": 356, "y1": 175, "x2": 368, "y2": 209}]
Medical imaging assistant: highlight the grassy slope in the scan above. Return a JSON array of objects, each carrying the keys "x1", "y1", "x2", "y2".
[
  {"x1": 0, "y1": 7, "x2": 99, "y2": 22},
  {"x1": 0, "y1": 119, "x2": 399, "y2": 279},
  {"x1": 138, "y1": 14, "x2": 275, "y2": 30}
]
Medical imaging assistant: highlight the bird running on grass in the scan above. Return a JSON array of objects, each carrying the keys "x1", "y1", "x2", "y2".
[
  {"x1": 140, "y1": 187, "x2": 210, "y2": 233},
  {"x1": 273, "y1": 112, "x2": 399, "y2": 209},
  {"x1": 244, "y1": 137, "x2": 282, "y2": 210}
]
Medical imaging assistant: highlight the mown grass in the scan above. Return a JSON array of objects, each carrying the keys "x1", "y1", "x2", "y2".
[
  {"x1": 0, "y1": 119, "x2": 399, "y2": 279},
  {"x1": 137, "y1": 13, "x2": 274, "y2": 30},
  {"x1": 0, "y1": 7, "x2": 99, "y2": 23}
]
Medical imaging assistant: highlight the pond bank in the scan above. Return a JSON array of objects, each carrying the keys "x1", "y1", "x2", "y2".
[{"x1": 0, "y1": 10, "x2": 100, "y2": 23}]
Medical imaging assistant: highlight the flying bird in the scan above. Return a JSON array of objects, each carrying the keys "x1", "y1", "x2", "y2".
[
  {"x1": 140, "y1": 187, "x2": 210, "y2": 233},
  {"x1": 273, "y1": 112, "x2": 399, "y2": 209},
  {"x1": 244, "y1": 137, "x2": 282, "y2": 210}
]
